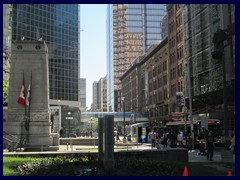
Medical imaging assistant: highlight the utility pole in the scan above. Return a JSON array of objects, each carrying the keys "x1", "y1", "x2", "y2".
[
  {"x1": 187, "y1": 62, "x2": 195, "y2": 150},
  {"x1": 122, "y1": 97, "x2": 126, "y2": 143}
]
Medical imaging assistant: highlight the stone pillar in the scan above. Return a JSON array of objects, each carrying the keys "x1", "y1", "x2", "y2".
[
  {"x1": 103, "y1": 115, "x2": 115, "y2": 170},
  {"x1": 4, "y1": 41, "x2": 57, "y2": 151},
  {"x1": 98, "y1": 117, "x2": 104, "y2": 160}
]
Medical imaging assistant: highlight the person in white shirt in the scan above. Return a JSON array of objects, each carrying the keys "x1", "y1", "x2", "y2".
[
  {"x1": 177, "y1": 130, "x2": 184, "y2": 147},
  {"x1": 149, "y1": 129, "x2": 156, "y2": 148}
]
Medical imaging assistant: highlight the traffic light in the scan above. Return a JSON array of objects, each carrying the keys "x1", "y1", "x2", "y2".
[{"x1": 176, "y1": 92, "x2": 184, "y2": 107}]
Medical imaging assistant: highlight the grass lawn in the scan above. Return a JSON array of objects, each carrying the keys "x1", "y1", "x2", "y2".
[{"x1": 3, "y1": 157, "x2": 45, "y2": 176}]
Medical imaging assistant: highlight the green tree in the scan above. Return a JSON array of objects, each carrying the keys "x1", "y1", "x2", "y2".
[
  {"x1": 3, "y1": 80, "x2": 9, "y2": 102},
  {"x1": 91, "y1": 117, "x2": 98, "y2": 132}
]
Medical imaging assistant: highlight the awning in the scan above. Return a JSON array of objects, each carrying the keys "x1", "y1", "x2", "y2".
[
  {"x1": 130, "y1": 122, "x2": 149, "y2": 128},
  {"x1": 166, "y1": 121, "x2": 197, "y2": 126}
]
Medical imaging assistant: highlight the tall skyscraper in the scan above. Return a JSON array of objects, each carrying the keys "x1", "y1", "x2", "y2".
[
  {"x1": 11, "y1": 4, "x2": 81, "y2": 107},
  {"x1": 92, "y1": 81, "x2": 99, "y2": 112},
  {"x1": 98, "y1": 76, "x2": 107, "y2": 112},
  {"x1": 107, "y1": 4, "x2": 167, "y2": 112},
  {"x1": 79, "y1": 78, "x2": 86, "y2": 112}
]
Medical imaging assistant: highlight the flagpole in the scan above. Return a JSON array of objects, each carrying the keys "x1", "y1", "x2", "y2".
[
  {"x1": 28, "y1": 72, "x2": 32, "y2": 124},
  {"x1": 23, "y1": 71, "x2": 27, "y2": 117}
]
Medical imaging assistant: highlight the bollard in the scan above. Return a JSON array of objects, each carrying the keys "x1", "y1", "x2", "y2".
[
  {"x1": 67, "y1": 143, "x2": 69, "y2": 151},
  {"x1": 70, "y1": 140, "x2": 73, "y2": 151}
]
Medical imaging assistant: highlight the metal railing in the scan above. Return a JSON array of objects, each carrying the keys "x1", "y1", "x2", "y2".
[{"x1": 3, "y1": 131, "x2": 25, "y2": 152}]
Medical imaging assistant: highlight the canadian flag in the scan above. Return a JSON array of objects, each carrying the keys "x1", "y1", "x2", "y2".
[
  {"x1": 18, "y1": 79, "x2": 26, "y2": 106},
  {"x1": 26, "y1": 83, "x2": 31, "y2": 106}
]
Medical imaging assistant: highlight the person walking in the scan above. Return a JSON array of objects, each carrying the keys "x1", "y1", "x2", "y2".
[
  {"x1": 162, "y1": 131, "x2": 168, "y2": 148},
  {"x1": 149, "y1": 129, "x2": 156, "y2": 148},
  {"x1": 177, "y1": 130, "x2": 184, "y2": 147},
  {"x1": 206, "y1": 131, "x2": 215, "y2": 161},
  {"x1": 230, "y1": 134, "x2": 235, "y2": 154}
]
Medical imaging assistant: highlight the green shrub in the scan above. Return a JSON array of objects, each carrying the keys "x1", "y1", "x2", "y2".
[{"x1": 17, "y1": 155, "x2": 100, "y2": 176}]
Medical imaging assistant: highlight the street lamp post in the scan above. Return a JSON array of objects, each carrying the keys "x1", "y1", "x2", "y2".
[
  {"x1": 89, "y1": 117, "x2": 93, "y2": 138},
  {"x1": 121, "y1": 97, "x2": 126, "y2": 142},
  {"x1": 66, "y1": 112, "x2": 71, "y2": 137},
  {"x1": 186, "y1": 62, "x2": 195, "y2": 150}
]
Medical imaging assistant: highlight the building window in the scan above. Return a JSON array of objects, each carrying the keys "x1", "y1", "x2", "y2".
[{"x1": 163, "y1": 75, "x2": 167, "y2": 85}]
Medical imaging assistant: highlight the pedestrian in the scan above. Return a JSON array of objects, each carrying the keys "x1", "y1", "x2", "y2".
[
  {"x1": 198, "y1": 140, "x2": 206, "y2": 155},
  {"x1": 230, "y1": 134, "x2": 235, "y2": 154},
  {"x1": 116, "y1": 132, "x2": 120, "y2": 142},
  {"x1": 177, "y1": 130, "x2": 184, "y2": 147},
  {"x1": 162, "y1": 131, "x2": 168, "y2": 148},
  {"x1": 155, "y1": 131, "x2": 160, "y2": 149},
  {"x1": 186, "y1": 133, "x2": 191, "y2": 150},
  {"x1": 149, "y1": 129, "x2": 156, "y2": 148},
  {"x1": 206, "y1": 131, "x2": 214, "y2": 161},
  {"x1": 59, "y1": 128, "x2": 64, "y2": 138}
]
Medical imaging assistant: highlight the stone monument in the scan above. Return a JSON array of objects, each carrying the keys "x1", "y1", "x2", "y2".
[{"x1": 4, "y1": 40, "x2": 58, "y2": 151}]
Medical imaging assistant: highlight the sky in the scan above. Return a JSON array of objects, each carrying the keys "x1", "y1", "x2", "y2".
[{"x1": 80, "y1": 4, "x2": 107, "y2": 109}]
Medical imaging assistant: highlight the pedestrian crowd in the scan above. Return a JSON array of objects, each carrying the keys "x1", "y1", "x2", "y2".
[
  {"x1": 148, "y1": 129, "x2": 192, "y2": 149},
  {"x1": 148, "y1": 128, "x2": 235, "y2": 162}
]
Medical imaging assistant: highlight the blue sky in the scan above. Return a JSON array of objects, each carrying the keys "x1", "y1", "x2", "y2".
[{"x1": 80, "y1": 4, "x2": 107, "y2": 109}]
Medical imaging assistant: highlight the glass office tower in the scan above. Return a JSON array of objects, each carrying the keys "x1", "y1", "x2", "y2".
[
  {"x1": 11, "y1": 4, "x2": 80, "y2": 106},
  {"x1": 106, "y1": 4, "x2": 167, "y2": 112}
]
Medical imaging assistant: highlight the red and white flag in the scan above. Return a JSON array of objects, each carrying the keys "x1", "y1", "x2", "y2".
[
  {"x1": 18, "y1": 79, "x2": 26, "y2": 106},
  {"x1": 26, "y1": 83, "x2": 31, "y2": 106}
]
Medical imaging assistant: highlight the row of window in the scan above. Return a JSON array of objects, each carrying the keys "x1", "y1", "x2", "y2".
[
  {"x1": 169, "y1": 36, "x2": 175, "y2": 49},
  {"x1": 170, "y1": 80, "x2": 183, "y2": 97},
  {"x1": 147, "y1": 88, "x2": 168, "y2": 105},
  {"x1": 177, "y1": 46, "x2": 184, "y2": 60},
  {"x1": 176, "y1": 13, "x2": 182, "y2": 27},
  {"x1": 148, "y1": 104, "x2": 169, "y2": 117},
  {"x1": 168, "y1": 21, "x2": 175, "y2": 34},
  {"x1": 148, "y1": 62, "x2": 167, "y2": 80},
  {"x1": 176, "y1": 28, "x2": 183, "y2": 43},
  {"x1": 50, "y1": 92, "x2": 78, "y2": 101},
  {"x1": 169, "y1": 52, "x2": 176, "y2": 65},
  {"x1": 148, "y1": 75, "x2": 167, "y2": 92}
]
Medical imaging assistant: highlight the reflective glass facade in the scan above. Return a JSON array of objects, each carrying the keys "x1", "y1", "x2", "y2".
[
  {"x1": 107, "y1": 4, "x2": 167, "y2": 112},
  {"x1": 11, "y1": 4, "x2": 80, "y2": 102}
]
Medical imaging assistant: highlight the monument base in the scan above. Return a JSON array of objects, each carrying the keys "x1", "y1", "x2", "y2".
[{"x1": 3, "y1": 121, "x2": 58, "y2": 150}]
